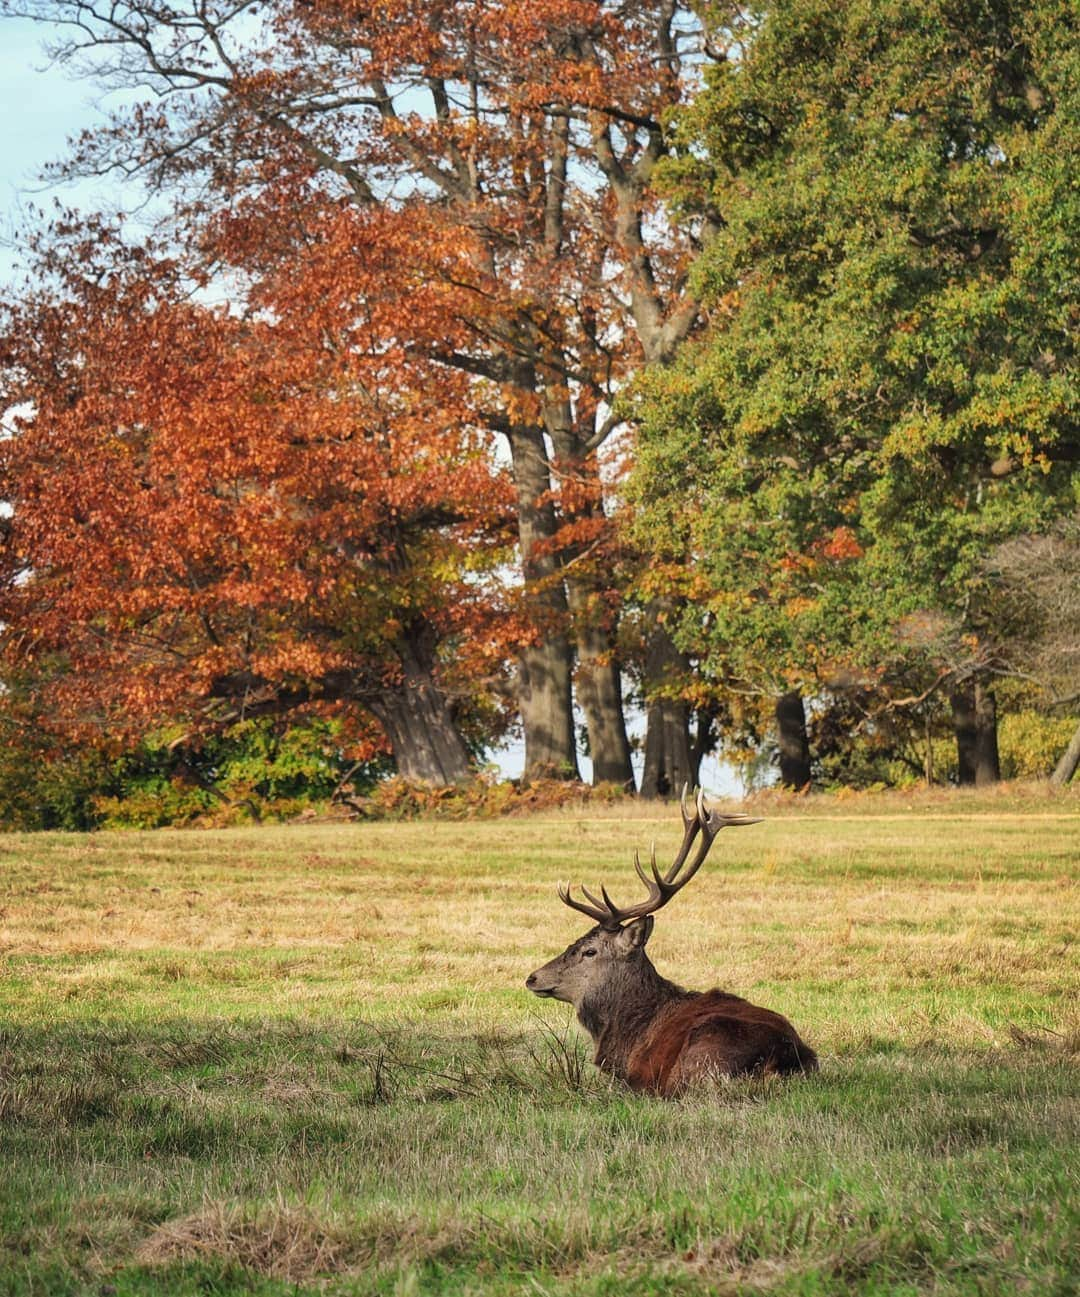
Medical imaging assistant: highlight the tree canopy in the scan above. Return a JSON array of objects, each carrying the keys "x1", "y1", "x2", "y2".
[
  {"x1": 629, "y1": 0, "x2": 1080, "y2": 771},
  {"x1": 1, "y1": 216, "x2": 514, "y2": 782}
]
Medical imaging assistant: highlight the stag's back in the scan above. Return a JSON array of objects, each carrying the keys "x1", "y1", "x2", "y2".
[{"x1": 625, "y1": 989, "x2": 818, "y2": 1096}]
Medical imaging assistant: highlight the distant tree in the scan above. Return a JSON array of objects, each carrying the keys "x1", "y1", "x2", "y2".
[
  {"x1": 628, "y1": 0, "x2": 1080, "y2": 784},
  {"x1": 0, "y1": 672, "x2": 119, "y2": 829},
  {"x1": 0, "y1": 666, "x2": 390, "y2": 829}
]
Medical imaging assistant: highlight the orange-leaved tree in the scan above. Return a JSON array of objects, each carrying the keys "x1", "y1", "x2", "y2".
[
  {"x1": 4, "y1": 0, "x2": 714, "y2": 789},
  {"x1": 0, "y1": 218, "x2": 514, "y2": 783}
]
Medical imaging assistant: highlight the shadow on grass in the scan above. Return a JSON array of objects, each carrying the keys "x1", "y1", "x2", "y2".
[{"x1": 0, "y1": 1018, "x2": 1076, "y2": 1296}]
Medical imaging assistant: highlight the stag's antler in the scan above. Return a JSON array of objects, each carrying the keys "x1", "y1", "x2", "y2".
[{"x1": 558, "y1": 786, "x2": 762, "y2": 930}]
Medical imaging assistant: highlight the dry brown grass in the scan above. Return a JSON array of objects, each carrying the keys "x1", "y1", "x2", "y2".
[
  {"x1": 135, "y1": 1201, "x2": 401, "y2": 1281},
  {"x1": 2, "y1": 783, "x2": 1076, "y2": 1053}
]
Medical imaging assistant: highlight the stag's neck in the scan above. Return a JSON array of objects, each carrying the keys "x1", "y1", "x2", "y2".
[{"x1": 577, "y1": 954, "x2": 690, "y2": 1082}]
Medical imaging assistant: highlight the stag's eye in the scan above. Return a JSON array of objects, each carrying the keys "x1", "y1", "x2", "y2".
[{"x1": 583, "y1": 948, "x2": 597, "y2": 957}]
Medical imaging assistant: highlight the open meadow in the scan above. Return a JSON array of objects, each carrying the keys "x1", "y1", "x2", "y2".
[{"x1": 0, "y1": 785, "x2": 1077, "y2": 1296}]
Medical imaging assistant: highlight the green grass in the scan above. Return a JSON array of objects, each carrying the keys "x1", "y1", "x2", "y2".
[{"x1": 1, "y1": 786, "x2": 1077, "y2": 1295}]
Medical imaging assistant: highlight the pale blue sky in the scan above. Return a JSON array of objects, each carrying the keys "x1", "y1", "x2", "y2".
[{"x1": 0, "y1": 16, "x2": 127, "y2": 283}]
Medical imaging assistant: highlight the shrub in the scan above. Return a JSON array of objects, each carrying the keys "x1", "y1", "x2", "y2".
[
  {"x1": 351, "y1": 775, "x2": 631, "y2": 820},
  {"x1": 998, "y1": 712, "x2": 1079, "y2": 780}
]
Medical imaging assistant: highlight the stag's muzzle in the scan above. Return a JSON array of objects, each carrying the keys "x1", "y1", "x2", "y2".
[{"x1": 525, "y1": 968, "x2": 558, "y2": 997}]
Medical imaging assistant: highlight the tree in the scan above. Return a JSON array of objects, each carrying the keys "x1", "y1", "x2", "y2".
[
  {"x1": 1, "y1": 217, "x2": 513, "y2": 782},
  {"x1": 628, "y1": 0, "x2": 1080, "y2": 784},
  {"x1": 3, "y1": 0, "x2": 719, "y2": 788}
]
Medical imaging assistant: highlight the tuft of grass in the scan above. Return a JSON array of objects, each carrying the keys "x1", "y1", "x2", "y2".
[{"x1": 0, "y1": 783, "x2": 1077, "y2": 1295}]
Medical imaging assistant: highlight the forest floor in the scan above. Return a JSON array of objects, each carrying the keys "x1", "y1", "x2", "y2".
[{"x1": 0, "y1": 782, "x2": 1077, "y2": 1295}]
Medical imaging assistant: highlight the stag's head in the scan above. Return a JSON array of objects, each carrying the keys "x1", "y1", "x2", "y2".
[
  {"x1": 525, "y1": 788, "x2": 761, "y2": 1009},
  {"x1": 525, "y1": 916, "x2": 656, "y2": 1005}
]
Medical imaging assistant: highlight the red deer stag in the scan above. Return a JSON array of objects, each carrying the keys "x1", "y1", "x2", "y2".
[{"x1": 526, "y1": 788, "x2": 817, "y2": 1096}]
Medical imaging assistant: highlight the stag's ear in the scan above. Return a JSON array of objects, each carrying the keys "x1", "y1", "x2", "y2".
[{"x1": 615, "y1": 914, "x2": 654, "y2": 952}]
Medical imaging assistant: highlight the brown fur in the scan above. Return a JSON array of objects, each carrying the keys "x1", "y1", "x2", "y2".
[{"x1": 624, "y1": 989, "x2": 818, "y2": 1096}]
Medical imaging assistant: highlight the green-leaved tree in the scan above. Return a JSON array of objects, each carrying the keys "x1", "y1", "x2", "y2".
[{"x1": 629, "y1": 0, "x2": 1080, "y2": 786}]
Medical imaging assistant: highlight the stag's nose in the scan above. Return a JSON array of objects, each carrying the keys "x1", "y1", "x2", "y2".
[{"x1": 525, "y1": 972, "x2": 538, "y2": 989}]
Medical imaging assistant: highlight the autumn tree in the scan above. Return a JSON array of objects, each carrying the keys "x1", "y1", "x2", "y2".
[
  {"x1": 0, "y1": 217, "x2": 513, "y2": 783},
  {"x1": 628, "y1": 0, "x2": 1080, "y2": 785},
  {"x1": 2, "y1": 0, "x2": 719, "y2": 789}
]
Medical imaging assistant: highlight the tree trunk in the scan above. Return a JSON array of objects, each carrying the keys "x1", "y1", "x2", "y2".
[
  {"x1": 567, "y1": 580, "x2": 635, "y2": 790},
  {"x1": 1050, "y1": 719, "x2": 1080, "y2": 786},
  {"x1": 537, "y1": 391, "x2": 632, "y2": 788},
  {"x1": 973, "y1": 684, "x2": 1001, "y2": 785},
  {"x1": 506, "y1": 422, "x2": 579, "y2": 782},
  {"x1": 640, "y1": 618, "x2": 696, "y2": 799},
  {"x1": 369, "y1": 685, "x2": 473, "y2": 785},
  {"x1": 776, "y1": 691, "x2": 812, "y2": 790},
  {"x1": 951, "y1": 681, "x2": 1000, "y2": 786},
  {"x1": 641, "y1": 696, "x2": 695, "y2": 798},
  {"x1": 952, "y1": 685, "x2": 977, "y2": 785},
  {"x1": 367, "y1": 629, "x2": 473, "y2": 786},
  {"x1": 575, "y1": 647, "x2": 635, "y2": 788}
]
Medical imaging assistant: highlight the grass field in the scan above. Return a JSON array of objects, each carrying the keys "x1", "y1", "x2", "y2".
[{"x1": 1, "y1": 784, "x2": 1077, "y2": 1296}]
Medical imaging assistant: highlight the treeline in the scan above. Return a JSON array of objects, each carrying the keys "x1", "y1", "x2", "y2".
[{"x1": 0, "y1": 0, "x2": 1077, "y2": 825}]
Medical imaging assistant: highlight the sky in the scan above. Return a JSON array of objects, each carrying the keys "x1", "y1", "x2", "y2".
[
  {"x1": 0, "y1": 15, "x2": 747, "y2": 796},
  {"x1": 0, "y1": 17, "x2": 130, "y2": 284}
]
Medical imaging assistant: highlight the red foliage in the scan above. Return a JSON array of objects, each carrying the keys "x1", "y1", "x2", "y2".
[
  {"x1": 4, "y1": 2, "x2": 704, "y2": 775},
  {"x1": 817, "y1": 526, "x2": 865, "y2": 563},
  {"x1": 0, "y1": 221, "x2": 514, "y2": 747}
]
